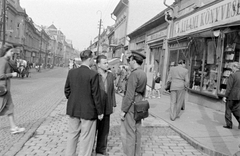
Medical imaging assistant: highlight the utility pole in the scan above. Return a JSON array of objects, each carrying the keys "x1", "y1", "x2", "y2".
[
  {"x1": 97, "y1": 18, "x2": 102, "y2": 56},
  {"x1": 96, "y1": 10, "x2": 102, "y2": 56},
  {"x1": 38, "y1": 27, "x2": 43, "y2": 72},
  {"x1": 0, "y1": 0, "x2": 6, "y2": 56}
]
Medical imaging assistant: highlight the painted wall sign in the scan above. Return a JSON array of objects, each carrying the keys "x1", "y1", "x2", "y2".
[
  {"x1": 169, "y1": 42, "x2": 188, "y2": 49},
  {"x1": 173, "y1": 0, "x2": 240, "y2": 37},
  {"x1": 147, "y1": 29, "x2": 167, "y2": 42}
]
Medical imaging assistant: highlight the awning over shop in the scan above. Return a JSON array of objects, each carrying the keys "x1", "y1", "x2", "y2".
[
  {"x1": 212, "y1": 21, "x2": 240, "y2": 30},
  {"x1": 108, "y1": 58, "x2": 120, "y2": 65}
]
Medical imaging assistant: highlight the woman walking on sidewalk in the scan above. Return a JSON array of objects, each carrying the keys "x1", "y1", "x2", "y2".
[{"x1": 0, "y1": 45, "x2": 25, "y2": 134}]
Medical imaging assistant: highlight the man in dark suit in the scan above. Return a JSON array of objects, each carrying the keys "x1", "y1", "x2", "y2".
[
  {"x1": 64, "y1": 50, "x2": 103, "y2": 156},
  {"x1": 95, "y1": 55, "x2": 116, "y2": 156},
  {"x1": 223, "y1": 62, "x2": 240, "y2": 129}
]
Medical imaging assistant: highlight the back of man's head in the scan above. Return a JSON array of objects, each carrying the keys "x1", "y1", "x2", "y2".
[
  {"x1": 178, "y1": 60, "x2": 185, "y2": 65},
  {"x1": 80, "y1": 50, "x2": 93, "y2": 62}
]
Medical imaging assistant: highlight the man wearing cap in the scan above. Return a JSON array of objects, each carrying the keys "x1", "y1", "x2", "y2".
[{"x1": 120, "y1": 50, "x2": 147, "y2": 156}]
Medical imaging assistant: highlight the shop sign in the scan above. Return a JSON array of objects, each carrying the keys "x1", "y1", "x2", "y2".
[
  {"x1": 173, "y1": 0, "x2": 240, "y2": 37},
  {"x1": 147, "y1": 29, "x2": 167, "y2": 42},
  {"x1": 169, "y1": 42, "x2": 188, "y2": 49},
  {"x1": 136, "y1": 35, "x2": 145, "y2": 42}
]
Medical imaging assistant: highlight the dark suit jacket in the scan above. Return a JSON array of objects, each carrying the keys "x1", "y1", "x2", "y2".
[
  {"x1": 225, "y1": 70, "x2": 240, "y2": 100},
  {"x1": 99, "y1": 72, "x2": 116, "y2": 115},
  {"x1": 64, "y1": 65, "x2": 102, "y2": 120}
]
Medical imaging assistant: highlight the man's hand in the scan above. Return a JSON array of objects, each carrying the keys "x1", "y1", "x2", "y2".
[
  {"x1": 98, "y1": 114, "x2": 104, "y2": 120},
  {"x1": 11, "y1": 72, "x2": 17, "y2": 77},
  {"x1": 120, "y1": 111, "x2": 126, "y2": 121},
  {"x1": 223, "y1": 97, "x2": 227, "y2": 103}
]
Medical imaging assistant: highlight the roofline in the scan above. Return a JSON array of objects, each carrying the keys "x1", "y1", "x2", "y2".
[
  {"x1": 112, "y1": 0, "x2": 128, "y2": 16},
  {"x1": 128, "y1": 9, "x2": 168, "y2": 38}
]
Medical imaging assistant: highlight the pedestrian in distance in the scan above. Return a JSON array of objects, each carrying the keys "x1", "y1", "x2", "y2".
[
  {"x1": 120, "y1": 50, "x2": 147, "y2": 156},
  {"x1": 95, "y1": 55, "x2": 116, "y2": 156},
  {"x1": 154, "y1": 72, "x2": 161, "y2": 98},
  {"x1": 64, "y1": 50, "x2": 103, "y2": 156},
  {"x1": 223, "y1": 62, "x2": 240, "y2": 129},
  {"x1": 166, "y1": 60, "x2": 189, "y2": 121},
  {"x1": 0, "y1": 44, "x2": 25, "y2": 134}
]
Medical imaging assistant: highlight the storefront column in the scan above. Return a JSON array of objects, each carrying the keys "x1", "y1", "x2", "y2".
[{"x1": 161, "y1": 22, "x2": 173, "y2": 92}]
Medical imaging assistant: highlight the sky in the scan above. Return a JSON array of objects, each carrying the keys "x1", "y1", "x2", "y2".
[
  {"x1": 20, "y1": 0, "x2": 120, "y2": 50},
  {"x1": 20, "y1": 0, "x2": 173, "y2": 51}
]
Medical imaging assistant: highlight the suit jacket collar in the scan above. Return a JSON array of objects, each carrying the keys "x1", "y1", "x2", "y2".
[{"x1": 81, "y1": 64, "x2": 91, "y2": 69}]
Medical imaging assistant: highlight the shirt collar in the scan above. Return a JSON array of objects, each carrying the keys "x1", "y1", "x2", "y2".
[{"x1": 132, "y1": 66, "x2": 142, "y2": 72}]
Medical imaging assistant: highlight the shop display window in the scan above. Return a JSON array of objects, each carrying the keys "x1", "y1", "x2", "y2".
[
  {"x1": 190, "y1": 39, "x2": 204, "y2": 91},
  {"x1": 219, "y1": 31, "x2": 240, "y2": 96},
  {"x1": 190, "y1": 38, "x2": 218, "y2": 96}
]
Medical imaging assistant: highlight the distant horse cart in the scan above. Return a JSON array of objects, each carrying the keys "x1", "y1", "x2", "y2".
[{"x1": 16, "y1": 59, "x2": 30, "y2": 78}]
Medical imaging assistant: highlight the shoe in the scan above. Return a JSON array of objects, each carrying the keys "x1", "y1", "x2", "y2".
[
  {"x1": 11, "y1": 127, "x2": 25, "y2": 134},
  {"x1": 181, "y1": 107, "x2": 185, "y2": 110},
  {"x1": 223, "y1": 125, "x2": 232, "y2": 129}
]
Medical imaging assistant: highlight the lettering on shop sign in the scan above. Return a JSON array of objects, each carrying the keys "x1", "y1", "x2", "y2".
[
  {"x1": 173, "y1": 0, "x2": 240, "y2": 37},
  {"x1": 136, "y1": 35, "x2": 145, "y2": 43},
  {"x1": 169, "y1": 42, "x2": 188, "y2": 49},
  {"x1": 147, "y1": 29, "x2": 167, "y2": 42}
]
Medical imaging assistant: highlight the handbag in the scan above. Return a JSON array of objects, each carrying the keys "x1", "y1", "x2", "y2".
[
  {"x1": 125, "y1": 92, "x2": 150, "y2": 121},
  {"x1": 133, "y1": 100, "x2": 149, "y2": 121},
  {"x1": 0, "y1": 76, "x2": 7, "y2": 97}
]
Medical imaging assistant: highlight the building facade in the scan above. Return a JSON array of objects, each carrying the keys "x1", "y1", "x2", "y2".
[
  {"x1": 128, "y1": 11, "x2": 168, "y2": 86},
  {"x1": 167, "y1": 0, "x2": 240, "y2": 111}
]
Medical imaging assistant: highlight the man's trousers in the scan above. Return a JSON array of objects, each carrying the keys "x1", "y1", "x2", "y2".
[
  {"x1": 65, "y1": 116, "x2": 96, "y2": 156},
  {"x1": 121, "y1": 105, "x2": 142, "y2": 156},
  {"x1": 96, "y1": 115, "x2": 110, "y2": 155},
  {"x1": 225, "y1": 100, "x2": 240, "y2": 127},
  {"x1": 170, "y1": 89, "x2": 185, "y2": 121}
]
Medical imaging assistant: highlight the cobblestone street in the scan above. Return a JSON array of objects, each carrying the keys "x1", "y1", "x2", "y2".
[
  {"x1": 14, "y1": 94, "x2": 207, "y2": 156},
  {"x1": 0, "y1": 68, "x2": 68, "y2": 156}
]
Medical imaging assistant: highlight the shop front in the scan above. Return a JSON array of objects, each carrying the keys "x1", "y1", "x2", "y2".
[
  {"x1": 167, "y1": 38, "x2": 190, "y2": 79},
  {"x1": 170, "y1": 0, "x2": 240, "y2": 111},
  {"x1": 146, "y1": 28, "x2": 167, "y2": 87}
]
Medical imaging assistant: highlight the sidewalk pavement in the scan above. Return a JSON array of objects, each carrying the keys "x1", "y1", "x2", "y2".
[
  {"x1": 14, "y1": 95, "x2": 207, "y2": 156},
  {"x1": 147, "y1": 93, "x2": 240, "y2": 156}
]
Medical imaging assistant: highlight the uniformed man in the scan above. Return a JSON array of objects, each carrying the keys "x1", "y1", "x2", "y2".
[{"x1": 120, "y1": 50, "x2": 147, "y2": 156}]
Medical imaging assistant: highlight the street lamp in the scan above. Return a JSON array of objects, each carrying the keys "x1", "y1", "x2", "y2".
[{"x1": 38, "y1": 26, "x2": 43, "y2": 71}]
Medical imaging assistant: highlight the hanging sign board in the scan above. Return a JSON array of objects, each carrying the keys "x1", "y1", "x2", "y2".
[{"x1": 173, "y1": 0, "x2": 240, "y2": 37}]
